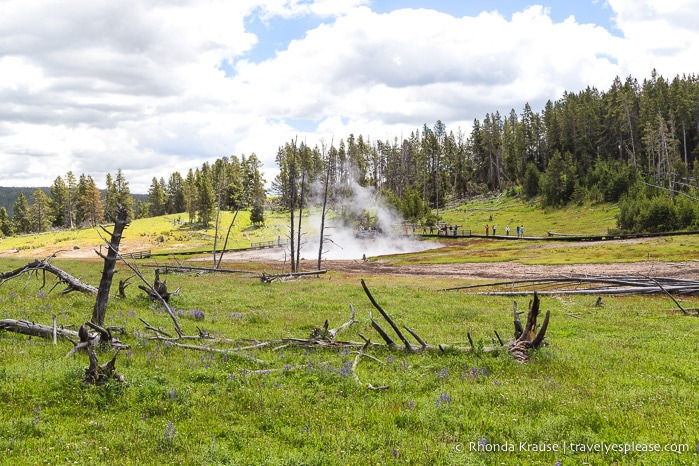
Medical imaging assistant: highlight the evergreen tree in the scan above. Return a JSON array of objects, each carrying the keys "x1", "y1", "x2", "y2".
[
  {"x1": 147, "y1": 177, "x2": 167, "y2": 217},
  {"x1": 77, "y1": 175, "x2": 103, "y2": 226},
  {"x1": 166, "y1": 172, "x2": 186, "y2": 214},
  {"x1": 243, "y1": 154, "x2": 266, "y2": 224},
  {"x1": 104, "y1": 173, "x2": 117, "y2": 215},
  {"x1": 0, "y1": 207, "x2": 11, "y2": 236},
  {"x1": 184, "y1": 169, "x2": 197, "y2": 224},
  {"x1": 29, "y1": 188, "x2": 52, "y2": 233},
  {"x1": 113, "y1": 169, "x2": 134, "y2": 219},
  {"x1": 196, "y1": 164, "x2": 215, "y2": 226},
  {"x1": 49, "y1": 176, "x2": 68, "y2": 228},
  {"x1": 65, "y1": 171, "x2": 76, "y2": 228},
  {"x1": 539, "y1": 151, "x2": 575, "y2": 206},
  {"x1": 11, "y1": 193, "x2": 31, "y2": 234}
]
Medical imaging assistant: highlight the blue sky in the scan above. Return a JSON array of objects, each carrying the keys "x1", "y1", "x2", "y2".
[
  {"x1": 242, "y1": 1, "x2": 619, "y2": 66},
  {"x1": 1, "y1": 0, "x2": 697, "y2": 191}
]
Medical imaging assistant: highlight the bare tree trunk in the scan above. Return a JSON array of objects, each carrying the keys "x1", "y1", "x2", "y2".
[
  {"x1": 296, "y1": 171, "x2": 305, "y2": 273},
  {"x1": 623, "y1": 97, "x2": 637, "y2": 169},
  {"x1": 91, "y1": 206, "x2": 128, "y2": 327},
  {"x1": 216, "y1": 185, "x2": 248, "y2": 269},
  {"x1": 317, "y1": 143, "x2": 332, "y2": 270},
  {"x1": 289, "y1": 141, "x2": 298, "y2": 274}
]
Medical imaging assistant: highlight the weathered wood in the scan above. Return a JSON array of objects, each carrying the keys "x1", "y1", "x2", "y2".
[
  {"x1": 508, "y1": 292, "x2": 549, "y2": 363},
  {"x1": 83, "y1": 348, "x2": 125, "y2": 385},
  {"x1": 445, "y1": 275, "x2": 699, "y2": 297},
  {"x1": 260, "y1": 270, "x2": 327, "y2": 283},
  {"x1": 92, "y1": 206, "x2": 129, "y2": 326},
  {"x1": 0, "y1": 259, "x2": 98, "y2": 295},
  {"x1": 361, "y1": 279, "x2": 413, "y2": 351},
  {"x1": 0, "y1": 318, "x2": 79, "y2": 340}
]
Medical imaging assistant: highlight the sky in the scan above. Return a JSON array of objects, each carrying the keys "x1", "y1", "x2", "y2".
[{"x1": 1, "y1": 0, "x2": 698, "y2": 193}]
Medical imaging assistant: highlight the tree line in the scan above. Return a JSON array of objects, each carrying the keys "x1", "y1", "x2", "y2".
[
  {"x1": 0, "y1": 154, "x2": 266, "y2": 236},
  {"x1": 2, "y1": 70, "x2": 699, "y2": 237},
  {"x1": 272, "y1": 70, "x2": 699, "y2": 232}
]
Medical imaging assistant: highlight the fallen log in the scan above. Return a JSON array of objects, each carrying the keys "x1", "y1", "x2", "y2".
[
  {"x1": 259, "y1": 269, "x2": 327, "y2": 283},
  {"x1": 0, "y1": 318, "x2": 79, "y2": 341},
  {"x1": 0, "y1": 259, "x2": 98, "y2": 295}
]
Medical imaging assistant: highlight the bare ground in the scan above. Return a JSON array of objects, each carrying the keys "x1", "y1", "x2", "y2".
[
  {"x1": 212, "y1": 247, "x2": 699, "y2": 280},
  {"x1": 8, "y1": 237, "x2": 699, "y2": 281}
]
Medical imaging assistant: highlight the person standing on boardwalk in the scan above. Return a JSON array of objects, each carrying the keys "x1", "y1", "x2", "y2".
[
  {"x1": 485, "y1": 224, "x2": 489, "y2": 236},
  {"x1": 506, "y1": 225, "x2": 510, "y2": 236},
  {"x1": 516, "y1": 225, "x2": 520, "y2": 237}
]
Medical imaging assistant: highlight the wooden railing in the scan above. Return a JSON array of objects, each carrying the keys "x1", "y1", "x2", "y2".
[{"x1": 126, "y1": 250, "x2": 151, "y2": 259}]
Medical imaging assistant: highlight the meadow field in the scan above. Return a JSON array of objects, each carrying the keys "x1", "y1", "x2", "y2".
[{"x1": 1, "y1": 199, "x2": 698, "y2": 465}]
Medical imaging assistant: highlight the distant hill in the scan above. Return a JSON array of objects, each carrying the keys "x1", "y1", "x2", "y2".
[
  {"x1": 0, "y1": 186, "x2": 146, "y2": 216},
  {"x1": 0, "y1": 187, "x2": 51, "y2": 215}
]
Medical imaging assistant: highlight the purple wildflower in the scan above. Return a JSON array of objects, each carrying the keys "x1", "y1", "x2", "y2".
[{"x1": 164, "y1": 422, "x2": 176, "y2": 442}]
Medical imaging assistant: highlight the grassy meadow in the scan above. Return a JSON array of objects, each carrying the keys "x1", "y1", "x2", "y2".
[{"x1": 1, "y1": 197, "x2": 699, "y2": 465}]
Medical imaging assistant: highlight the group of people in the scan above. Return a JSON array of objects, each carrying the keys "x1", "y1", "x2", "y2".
[
  {"x1": 485, "y1": 224, "x2": 525, "y2": 237},
  {"x1": 409, "y1": 217, "x2": 527, "y2": 238},
  {"x1": 485, "y1": 223, "x2": 525, "y2": 237}
]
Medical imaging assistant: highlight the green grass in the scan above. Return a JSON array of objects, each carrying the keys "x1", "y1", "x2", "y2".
[
  {"x1": 440, "y1": 195, "x2": 620, "y2": 237},
  {"x1": 1, "y1": 260, "x2": 698, "y2": 465},
  {"x1": 1, "y1": 196, "x2": 699, "y2": 464}
]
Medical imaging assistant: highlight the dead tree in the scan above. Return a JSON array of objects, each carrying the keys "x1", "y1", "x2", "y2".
[
  {"x1": 138, "y1": 268, "x2": 179, "y2": 303},
  {"x1": 92, "y1": 206, "x2": 129, "y2": 326},
  {"x1": 361, "y1": 279, "x2": 550, "y2": 363},
  {"x1": 508, "y1": 292, "x2": 550, "y2": 363},
  {"x1": 83, "y1": 348, "x2": 125, "y2": 385},
  {"x1": 0, "y1": 259, "x2": 97, "y2": 295}
]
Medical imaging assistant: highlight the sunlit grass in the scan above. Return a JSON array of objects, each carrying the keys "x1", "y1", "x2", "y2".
[
  {"x1": 1, "y1": 196, "x2": 699, "y2": 464},
  {"x1": 1, "y1": 260, "x2": 698, "y2": 464}
]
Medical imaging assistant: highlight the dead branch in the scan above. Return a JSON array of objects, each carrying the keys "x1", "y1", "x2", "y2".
[
  {"x1": 112, "y1": 251, "x2": 184, "y2": 338},
  {"x1": 645, "y1": 275, "x2": 688, "y2": 315},
  {"x1": 260, "y1": 269, "x2": 327, "y2": 283},
  {"x1": 0, "y1": 259, "x2": 98, "y2": 295},
  {"x1": 361, "y1": 279, "x2": 415, "y2": 351},
  {"x1": 154, "y1": 340, "x2": 268, "y2": 364},
  {"x1": 352, "y1": 344, "x2": 390, "y2": 391},
  {"x1": 446, "y1": 275, "x2": 699, "y2": 297}
]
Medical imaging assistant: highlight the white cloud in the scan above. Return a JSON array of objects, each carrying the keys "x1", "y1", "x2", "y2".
[{"x1": 0, "y1": 0, "x2": 697, "y2": 192}]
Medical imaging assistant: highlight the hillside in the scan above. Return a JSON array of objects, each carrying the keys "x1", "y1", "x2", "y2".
[
  {"x1": 0, "y1": 186, "x2": 146, "y2": 215},
  {"x1": 0, "y1": 186, "x2": 50, "y2": 214}
]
